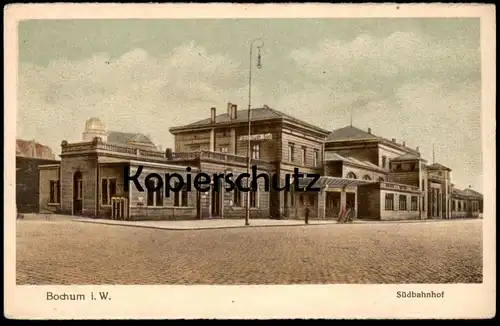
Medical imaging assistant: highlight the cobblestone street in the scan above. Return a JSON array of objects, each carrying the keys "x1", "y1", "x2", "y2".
[{"x1": 16, "y1": 218, "x2": 483, "y2": 285}]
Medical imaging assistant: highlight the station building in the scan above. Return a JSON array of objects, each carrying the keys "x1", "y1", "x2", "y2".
[{"x1": 38, "y1": 103, "x2": 483, "y2": 221}]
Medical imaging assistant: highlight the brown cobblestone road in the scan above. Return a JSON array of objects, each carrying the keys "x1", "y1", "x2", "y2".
[{"x1": 16, "y1": 219, "x2": 482, "y2": 284}]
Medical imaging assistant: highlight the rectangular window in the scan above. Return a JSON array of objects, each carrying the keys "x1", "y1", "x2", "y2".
[
  {"x1": 452, "y1": 200, "x2": 456, "y2": 211},
  {"x1": 233, "y1": 187, "x2": 241, "y2": 207},
  {"x1": 156, "y1": 182, "x2": 163, "y2": 206},
  {"x1": 49, "y1": 180, "x2": 59, "y2": 204},
  {"x1": 313, "y1": 150, "x2": 319, "y2": 167},
  {"x1": 399, "y1": 195, "x2": 407, "y2": 211},
  {"x1": 411, "y1": 196, "x2": 418, "y2": 211},
  {"x1": 147, "y1": 179, "x2": 155, "y2": 206},
  {"x1": 252, "y1": 143, "x2": 260, "y2": 160},
  {"x1": 250, "y1": 188, "x2": 258, "y2": 208},
  {"x1": 385, "y1": 193, "x2": 394, "y2": 211},
  {"x1": 101, "y1": 178, "x2": 117, "y2": 205},
  {"x1": 301, "y1": 147, "x2": 307, "y2": 165},
  {"x1": 288, "y1": 143, "x2": 295, "y2": 162},
  {"x1": 181, "y1": 186, "x2": 189, "y2": 207},
  {"x1": 101, "y1": 179, "x2": 108, "y2": 205},
  {"x1": 109, "y1": 178, "x2": 117, "y2": 199},
  {"x1": 458, "y1": 201, "x2": 462, "y2": 211},
  {"x1": 174, "y1": 181, "x2": 180, "y2": 207},
  {"x1": 220, "y1": 147, "x2": 228, "y2": 153}
]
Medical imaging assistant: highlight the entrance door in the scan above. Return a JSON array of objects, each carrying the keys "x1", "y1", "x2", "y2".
[
  {"x1": 346, "y1": 192, "x2": 356, "y2": 209},
  {"x1": 196, "y1": 192, "x2": 201, "y2": 220},
  {"x1": 283, "y1": 191, "x2": 289, "y2": 218},
  {"x1": 211, "y1": 187, "x2": 221, "y2": 218},
  {"x1": 73, "y1": 171, "x2": 83, "y2": 216}
]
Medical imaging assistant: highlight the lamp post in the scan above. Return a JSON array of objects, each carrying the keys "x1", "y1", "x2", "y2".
[{"x1": 245, "y1": 37, "x2": 264, "y2": 226}]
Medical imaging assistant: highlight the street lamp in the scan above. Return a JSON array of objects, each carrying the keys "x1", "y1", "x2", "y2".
[{"x1": 245, "y1": 37, "x2": 264, "y2": 226}]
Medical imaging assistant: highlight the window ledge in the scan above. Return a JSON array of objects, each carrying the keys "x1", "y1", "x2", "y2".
[{"x1": 47, "y1": 203, "x2": 60, "y2": 206}]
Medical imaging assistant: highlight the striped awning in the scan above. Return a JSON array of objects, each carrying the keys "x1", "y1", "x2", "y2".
[{"x1": 297, "y1": 176, "x2": 372, "y2": 189}]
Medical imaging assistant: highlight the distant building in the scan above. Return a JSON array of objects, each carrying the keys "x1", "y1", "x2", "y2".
[
  {"x1": 16, "y1": 139, "x2": 59, "y2": 213},
  {"x1": 16, "y1": 139, "x2": 56, "y2": 160},
  {"x1": 82, "y1": 117, "x2": 157, "y2": 151},
  {"x1": 37, "y1": 108, "x2": 483, "y2": 221}
]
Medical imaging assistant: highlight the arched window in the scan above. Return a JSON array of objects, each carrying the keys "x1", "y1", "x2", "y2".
[
  {"x1": 346, "y1": 172, "x2": 357, "y2": 179},
  {"x1": 382, "y1": 156, "x2": 387, "y2": 169},
  {"x1": 378, "y1": 177, "x2": 385, "y2": 182},
  {"x1": 363, "y1": 175, "x2": 371, "y2": 181}
]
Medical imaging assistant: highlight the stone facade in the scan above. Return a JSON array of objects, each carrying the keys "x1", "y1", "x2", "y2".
[{"x1": 37, "y1": 113, "x2": 482, "y2": 221}]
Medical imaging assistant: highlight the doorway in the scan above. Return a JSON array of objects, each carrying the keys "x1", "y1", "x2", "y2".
[
  {"x1": 211, "y1": 186, "x2": 221, "y2": 218},
  {"x1": 346, "y1": 192, "x2": 356, "y2": 209},
  {"x1": 73, "y1": 171, "x2": 83, "y2": 216},
  {"x1": 326, "y1": 192, "x2": 341, "y2": 217}
]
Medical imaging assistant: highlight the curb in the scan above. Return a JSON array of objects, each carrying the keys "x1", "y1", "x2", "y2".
[
  {"x1": 73, "y1": 219, "x2": 339, "y2": 231},
  {"x1": 72, "y1": 217, "x2": 479, "y2": 231}
]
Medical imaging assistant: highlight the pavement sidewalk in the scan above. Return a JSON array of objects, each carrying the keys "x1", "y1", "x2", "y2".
[
  {"x1": 73, "y1": 217, "x2": 338, "y2": 230},
  {"x1": 19, "y1": 213, "x2": 480, "y2": 231}
]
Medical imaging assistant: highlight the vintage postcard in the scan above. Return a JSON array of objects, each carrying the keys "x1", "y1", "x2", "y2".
[{"x1": 4, "y1": 3, "x2": 496, "y2": 320}]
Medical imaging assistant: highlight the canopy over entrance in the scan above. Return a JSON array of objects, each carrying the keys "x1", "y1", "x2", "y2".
[{"x1": 297, "y1": 176, "x2": 372, "y2": 190}]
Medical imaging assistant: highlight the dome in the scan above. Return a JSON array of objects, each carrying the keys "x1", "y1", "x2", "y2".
[{"x1": 85, "y1": 117, "x2": 106, "y2": 132}]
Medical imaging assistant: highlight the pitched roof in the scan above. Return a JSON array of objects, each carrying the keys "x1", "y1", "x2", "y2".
[
  {"x1": 462, "y1": 188, "x2": 483, "y2": 198},
  {"x1": 171, "y1": 105, "x2": 330, "y2": 134},
  {"x1": 297, "y1": 176, "x2": 372, "y2": 189},
  {"x1": 107, "y1": 131, "x2": 155, "y2": 147},
  {"x1": 326, "y1": 125, "x2": 378, "y2": 141},
  {"x1": 393, "y1": 153, "x2": 423, "y2": 161},
  {"x1": 325, "y1": 152, "x2": 386, "y2": 172},
  {"x1": 451, "y1": 187, "x2": 468, "y2": 197},
  {"x1": 326, "y1": 125, "x2": 421, "y2": 156},
  {"x1": 427, "y1": 162, "x2": 451, "y2": 171}
]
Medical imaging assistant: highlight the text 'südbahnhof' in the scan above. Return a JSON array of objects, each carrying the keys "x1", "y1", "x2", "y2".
[{"x1": 38, "y1": 103, "x2": 483, "y2": 221}]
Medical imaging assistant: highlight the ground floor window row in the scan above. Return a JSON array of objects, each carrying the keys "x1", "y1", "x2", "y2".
[
  {"x1": 451, "y1": 199, "x2": 480, "y2": 212},
  {"x1": 145, "y1": 179, "x2": 261, "y2": 209},
  {"x1": 384, "y1": 193, "x2": 419, "y2": 211}
]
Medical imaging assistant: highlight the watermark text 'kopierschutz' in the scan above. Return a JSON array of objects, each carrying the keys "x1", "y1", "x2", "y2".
[{"x1": 123, "y1": 165, "x2": 320, "y2": 197}]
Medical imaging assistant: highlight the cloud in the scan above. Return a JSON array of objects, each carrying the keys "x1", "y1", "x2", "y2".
[
  {"x1": 17, "y1": 32, "x2": 482, "y2": 191},
  {"x1": 277, "y1": 32, "x2": 482, "y2": 191},
  {"x1": 17, "y1": 42, "x2": 255, "y2": 153},
  {"x1": 290, "y1": 31, "x2": 480, "y2": 82}
]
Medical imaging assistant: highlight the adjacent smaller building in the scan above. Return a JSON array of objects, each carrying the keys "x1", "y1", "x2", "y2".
[
  {"x1": 17, "y1": 156, "x2": 60, "y2": 213},
  {"x1": 451, "y1": 186, "x2": 482, "y2": 218}
]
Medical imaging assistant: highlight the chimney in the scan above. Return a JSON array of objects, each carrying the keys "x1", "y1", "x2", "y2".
[
  {"x1": 391, "y1": 138, "x2": 396, "y2": 142},
  {"x1": 165, "y1": 148, "x2": 173, "y2": 160},
  {"x1": 231, "y1": 104, "x2": 238, "y2": 119},
  {"x1": 368, "y1": 127, "x2": 372, "y2": 134},
  {"x1": 402, "y1": 141, "x2": 406, "y2": 146},
  {"x1": 210, "y1": 107, "x2": 216, "y2": 123},
  {"x1": 416, "y1": 146, "x2": 420, "y2": 152},
  {"x1": 227, "y1": 102, "x2": 232, "y2": 117}
]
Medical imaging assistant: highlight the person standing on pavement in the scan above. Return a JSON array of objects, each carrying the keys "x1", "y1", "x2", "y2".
[{"x1": 304, "y1": 204, "x2": 310, "y2": 224}]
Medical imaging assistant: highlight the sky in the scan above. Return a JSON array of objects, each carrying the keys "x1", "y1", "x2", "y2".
[{"x1": 17, "y1": 18, "x2": 482, "y2": 191}]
